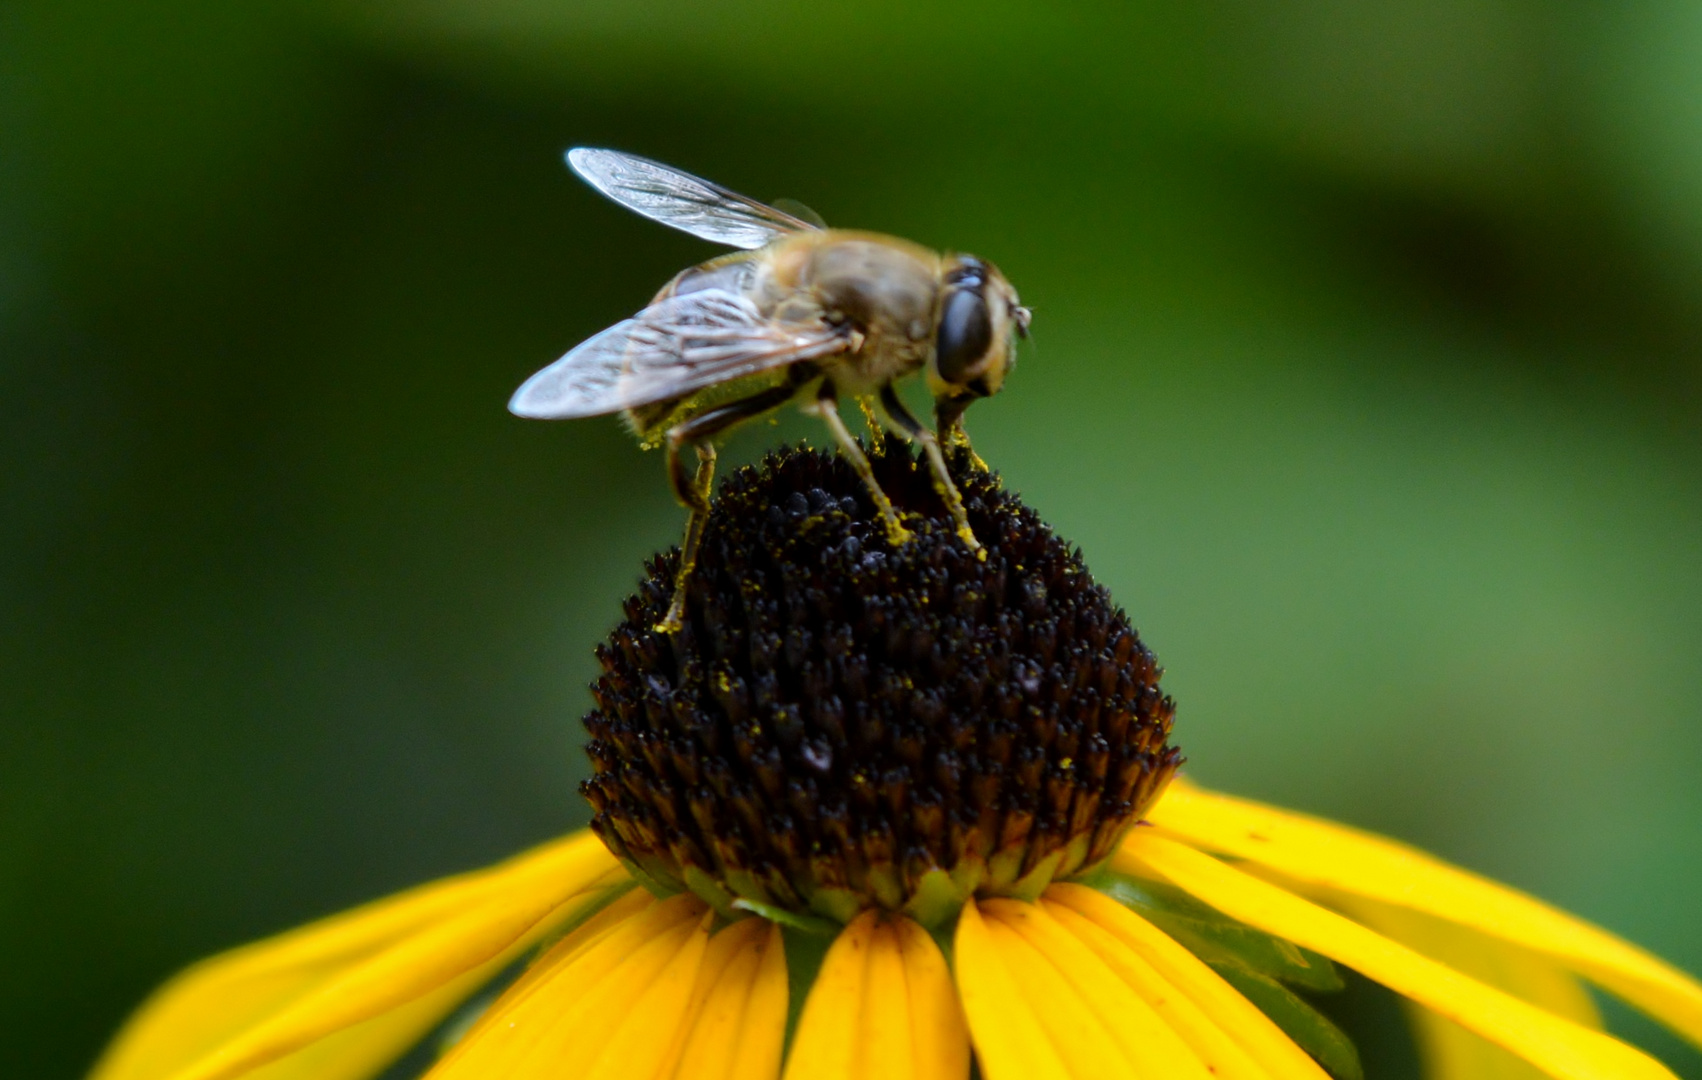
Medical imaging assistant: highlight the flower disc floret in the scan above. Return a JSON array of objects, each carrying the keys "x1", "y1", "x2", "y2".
[{"x1": 581, "y1": 444, "x2": 1183, "y2": 923}]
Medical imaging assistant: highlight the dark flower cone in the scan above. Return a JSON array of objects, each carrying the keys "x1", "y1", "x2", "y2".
[{"x1": 581, "y1": 443, "x2": 1182, "y2": 925}]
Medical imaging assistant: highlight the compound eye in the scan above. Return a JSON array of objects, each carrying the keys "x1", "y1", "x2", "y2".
[{"x1": 935, "y1": 287, "x2": 993, "y2": 385}]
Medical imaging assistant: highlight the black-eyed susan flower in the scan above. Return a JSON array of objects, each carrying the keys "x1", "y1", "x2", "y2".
[{"x1": 92, "y1": 446, "x2": 1702, "y2": 1080}]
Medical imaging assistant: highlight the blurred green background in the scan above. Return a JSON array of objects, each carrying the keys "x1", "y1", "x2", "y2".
[{"x1": 6, "y1": 1, "x2": 1702, "y2": 1076}]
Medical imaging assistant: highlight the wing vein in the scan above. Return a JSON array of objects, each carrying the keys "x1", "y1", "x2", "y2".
[
  {"x1": 509, "y1": 289, "x2": 848, "y2": 420},
  {"x1": 566, "y1": 148, "x2": 823, "y2": 250}
]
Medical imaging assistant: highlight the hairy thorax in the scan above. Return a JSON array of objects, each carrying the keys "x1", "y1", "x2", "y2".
[
  {"x1": 628, "y1": 231, "x2": 945, "y2": 439},
  {"x1": 798, "y1": 233, "x2": 939, "y2": 394},
  {"x1": 664, "y1": 231, "x2": 942, "y2": 399}
]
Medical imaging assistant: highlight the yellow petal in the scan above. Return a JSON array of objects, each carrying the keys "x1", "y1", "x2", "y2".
[
  {"x1": 444, "y1": 883, "x2": 650, "y2": 1029},
  {"x1": 969, "y1": 901, "x2": 1137, "y2": 1077},
  {"x1": 779, "y1": 915, "x2": 865, "y2": 1080},
  {"x1": 1141, "y1": 784, "x2": 1702, "y2": 1049},
  {"x1": 428, "y1": 892, "x2": 710, "y2": 1079},
  {"x1": 664, "y1": 917, "x2": 787, "y2": 1080},
  {"x1": 893, "y1": 918, "x2": 971, "y2": 1080},
  {"x1": 785, "y1": 911, "x2": 968, "y2": 1080},
  {"x1": 237, "y1": 959, "x2": 502, "y2": 1080},
  {"x1": 863, "y1": 918, "x2": 919, "y2": 1078},
  {"x1": 1044, "y1": 883, "x2": 1329, "y2": 1080},
  {"x1": 985, "y1": 897, "x2": 1218, "y2": 1080},
  {"x1": 1128, "y1": 834, "x2": 1677, "y2": 1080},
  {"x1": 1348, "y1": 899, "x2": 1601, "y2": 1080},
  {"x1": 657, "y1": 918, "x2": 761, "y2": 1080},
  {"x1": 953, "y1": 902, "x2": 1069, "y2": 1080},
  {"x1": 170, "y1": 866, "x2": 627, "y2": 1080},
  {"x1": 428, "y1": 886, "x2": 661, "y2": 1066},
  {"x1": 91, "y1": 831, "x2": 621, "y2": 1080},
  {"x1": 585, "y1": 909, "x2": 715, "y2": 1080},
  {"x1": 1040, "y1": 886, "x2": 1275, "y2": 1080},
  {"x1": 738, "y1": 923, "x2": 791, "y2": 1080}
]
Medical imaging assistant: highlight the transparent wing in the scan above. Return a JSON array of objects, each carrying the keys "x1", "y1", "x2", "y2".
[
  {"x1": 509, "y1": 289, "x2": 850, "y2": 420},
  {"x1": 567, "y1": 148, "x2": 824, "y2": 250}
]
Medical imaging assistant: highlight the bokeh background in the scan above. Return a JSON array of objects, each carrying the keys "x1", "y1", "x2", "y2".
[{"x1": 6, "y1": 1, "x2": 1702, "y2": 1076}]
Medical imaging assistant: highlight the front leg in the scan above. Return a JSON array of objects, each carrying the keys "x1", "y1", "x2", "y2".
[
  {"x1": 934, "y1": 395, "x2": 988, "y2": 472},
  {"x1": 879, "y1": 384, "x2": 984, "y2": 557},
  {"x1": 810, "y1": 382, "x2": 911, "y2": 547}
]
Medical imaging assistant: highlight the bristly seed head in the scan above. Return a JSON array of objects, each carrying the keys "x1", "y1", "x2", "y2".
[{"x1": 580, "y1": 444, "x2": 1182, "y2": 926}]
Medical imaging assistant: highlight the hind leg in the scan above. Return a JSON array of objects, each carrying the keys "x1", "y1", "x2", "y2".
[
  {"x1": 655, "y1": 381, "x2": 805, "y2": 633},
  {"x1": 657, "y1": 437, "x2": 715, "y2": 635}
]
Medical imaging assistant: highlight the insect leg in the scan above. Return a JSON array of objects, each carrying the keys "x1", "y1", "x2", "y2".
[
  {"x1": 934, "y1": 396, "x2": 988, "y2": 471},
  {"x1": 855, "y1": 395, "x2": 887, "y2": 455},
  {"x1": 813, "y1": 383, "x2": 912, "y2": 547},
  {"x1": 880, "y1": 383, "x2": 984, "y2": 557},
  {"x1": 655, "y1": 377, "x2": 811, "y2": 634},
  {"x1": 658, "y1": 439, "x2": 714, "y2": 635}
]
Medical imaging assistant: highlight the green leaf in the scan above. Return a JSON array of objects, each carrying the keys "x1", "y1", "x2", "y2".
[
  {"x1": 1211, "y1": 965, "x2": 1363, "y2": 1080},
  {"x1": 1090, "y1": 871, "x2": 1343, "y2": 991}
]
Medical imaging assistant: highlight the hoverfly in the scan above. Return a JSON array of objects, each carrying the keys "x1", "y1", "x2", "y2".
[{"x1": 511, "y1": 148, "x2": 1032, "y2": 632}]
